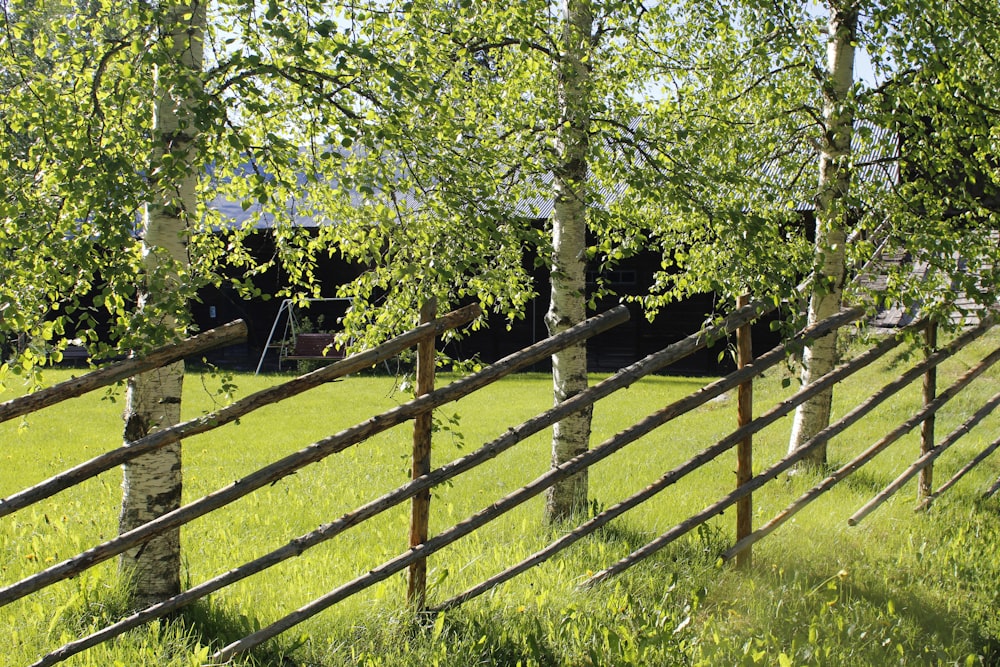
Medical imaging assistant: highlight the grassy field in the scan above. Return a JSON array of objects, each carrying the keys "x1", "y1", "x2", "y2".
[{"x1": 2, "y1": 328, "x2": 1000, "y2": 666}]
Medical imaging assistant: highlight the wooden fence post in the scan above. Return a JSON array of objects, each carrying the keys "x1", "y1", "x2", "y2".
[
  {"x1": 408, "y1": 298, "x2": 437, "y2": 609},
  {"x1": 735, "y1": 294, "x2": 753, "y2": 569},
  {"x1": 919, "y1": 320, "x2": 937, "y2": 501}
]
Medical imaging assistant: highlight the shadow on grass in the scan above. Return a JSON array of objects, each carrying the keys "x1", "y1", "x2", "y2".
[
  {"x1": 552, "y1": 502, "x2": 730, "y2": 561},
  {"x1": 750, "y1": 542, "x2": 1000, "y2": 665},
  {"x1": 54, "y1": 580, "x2": 289, "y2": 667},
  {"x1": 827, "y1": 461, "x2": 890, "y2": 497},
  {"x1": 431, "y1": 612, "x2": 562, "y2": 667},
  {"x1": 176, "y1": 598, "x2": 292, "y2": 666},
  {"x1": 586, "y1": 517, "x2": 655, "y2": 552}
]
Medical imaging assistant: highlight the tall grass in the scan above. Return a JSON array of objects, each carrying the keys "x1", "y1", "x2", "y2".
[{"x1": 2, "y1": 328, "x2": 999, "y2": 666}]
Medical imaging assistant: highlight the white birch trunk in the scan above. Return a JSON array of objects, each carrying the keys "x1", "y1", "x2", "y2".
[
  {"x1": 545, "y1": 0, "x2": 593, "y2": 522},
  {"x1": 120, "y1": 1, "x2": 204, "y2": 607},
  {"x1": 787, "y1": 3, "x2": 857, "y2": 464}
]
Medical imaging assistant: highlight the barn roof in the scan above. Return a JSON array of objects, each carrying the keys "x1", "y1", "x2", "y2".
[
  {"x1": 760, "y1": 122, "x2": 899, "y2": 213},
  {"x1": 206, "y1": 121, "x2": 900, "y2": 228}
]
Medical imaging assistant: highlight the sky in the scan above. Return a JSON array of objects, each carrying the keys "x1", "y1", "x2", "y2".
[{"x1": 855, "y1": 47, "x2": 880, "y2": 88}]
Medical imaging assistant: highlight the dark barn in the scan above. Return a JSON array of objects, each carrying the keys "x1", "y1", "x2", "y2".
[{"x1": 190, "y1": 222, "x2": 781, "y2": 376}]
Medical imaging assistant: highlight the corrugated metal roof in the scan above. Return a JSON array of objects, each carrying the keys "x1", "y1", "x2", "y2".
[
  {"x1": 509, "y1": 169, "x2": 632, "y2": 220},
  {"x1": 759, "y1": 122, "x2": 899, "y2": 212},
  {"x1": 207, "y1": 121, "x2": 900, "y2": 227}
]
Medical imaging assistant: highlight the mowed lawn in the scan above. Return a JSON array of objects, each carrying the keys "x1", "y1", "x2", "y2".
[{"x1": 2, "y1": 327, "x2": 1000, "y2": 666}]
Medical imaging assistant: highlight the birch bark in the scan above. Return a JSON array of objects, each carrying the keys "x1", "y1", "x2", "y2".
[
  {"x1": 787, "y1": 2, "x2": 857, "y2": 464},
  {"x1": 545, "y1": 0, "x2": 593, "y2": 522},
  {"x1": 119, "y1": 0, "x2": 204, "y2": 607}
]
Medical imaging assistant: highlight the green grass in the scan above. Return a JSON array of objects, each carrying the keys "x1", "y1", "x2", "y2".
[{"x1": 2, "y1": 329, "x2": 1000, "y2": 666}]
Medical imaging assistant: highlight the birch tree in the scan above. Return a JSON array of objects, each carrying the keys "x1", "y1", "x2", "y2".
[
  {"x1": 0, "y1": 0, "x2": 384, "y2": 605},
  {"x1": 787, "y1": 1, "x2": 858, "y2": 463},
  {"x1": 310, "y1": 0, "x2": 671, "y2": 521},
  {"x1": 631, "y1": 1, "x2": 862, "y2": 464},
  {"x1": 642, "y1": 0, "x2": 1000, "y2": 465},
  {"x1": 635, "y1": 1, "x2": 869, "y2": 463},
  {"x1": 118, "y1": 0, "x2": 206, "y2": 607},
  {"x1": 545, "y1": 0, "x2": 594, "y2": 520}
]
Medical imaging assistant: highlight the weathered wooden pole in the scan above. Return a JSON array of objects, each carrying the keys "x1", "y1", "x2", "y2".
[
  {"x1": 919, "y1": 435, "x2": 1000, "y2": 510},
  {"x1": 918, "y1": 320, "x2": 938, "y2": 501},
  {"x1": 734, "y1": 294, "x2": 753, "y2": 569},
  {"x1": 0, "y1": 307, "x2": 628, "y2": 613},
  {"x1": 850, "y1": 389, "x2": 1000, "y2": 526},
  {"x1": 408, "y1": 298, "x2": 437, "y2": 609},
  {"x1": 0, "y1": 320, "x2": 247, "y2": 425}
]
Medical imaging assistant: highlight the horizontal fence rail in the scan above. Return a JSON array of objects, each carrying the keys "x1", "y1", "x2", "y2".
[
  {"x1": 0, "y1": 320, "x2": 248, "y2": 424},
  {"x1": 11, "y1": 297, "x2": 1000, "y2": 667},
  {"x1": 40, "y1": 300, "x2": 772, "y2": 664},
  {"x1": 723, "y1": 324, "x2": 1000, "y2": 559},
  {"x1": 587, "y1": 312, "x2": 999, "y2": 585},
  {"x1": 0, "y1": 305, "x2": 628, "y2": 610},
  {"x1": 985, "y1": 474, "x2": 1000, "y2": 499},
  {"x1": 0, "y1": 304, "x2": 481, "y2": 519},
  {"x1": 921, "y1": 435, "x2": 1000, "y2": 508}
]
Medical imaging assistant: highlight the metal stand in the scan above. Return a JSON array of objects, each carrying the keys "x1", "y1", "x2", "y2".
[{"x1": 254, "y1": 297, "x2": 352, "y2": 375}]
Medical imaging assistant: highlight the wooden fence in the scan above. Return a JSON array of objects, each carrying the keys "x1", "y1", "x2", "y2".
[{"x1": 2, "y1": 298, "x2": 999, "y2": 666}]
